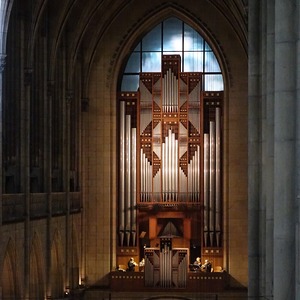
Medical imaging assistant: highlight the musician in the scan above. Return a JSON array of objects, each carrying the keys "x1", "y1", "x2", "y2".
[
  {"x1": 193, "y1": 257, "x2": 202, "y2": 269},
  {"x1": 202, "y1": 259, "x2": 212, "y2": 272},
  {"x1": 127, "y1": 257, "x2": 138, "y2": 272}
]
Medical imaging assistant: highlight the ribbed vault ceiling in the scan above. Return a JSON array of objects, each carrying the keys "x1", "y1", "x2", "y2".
[{"x1": 7, "y1": 0, "x2": 247, "y2": 88}]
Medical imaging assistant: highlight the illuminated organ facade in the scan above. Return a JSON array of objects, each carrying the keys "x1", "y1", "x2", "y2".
[{"x1": 118, "y1": 55, "x2": 223, "y2": 268}]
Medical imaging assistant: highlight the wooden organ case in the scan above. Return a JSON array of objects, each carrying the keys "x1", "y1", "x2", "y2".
[{"x1": 118, "y1": 55, "x2": 223, "y2": 288}]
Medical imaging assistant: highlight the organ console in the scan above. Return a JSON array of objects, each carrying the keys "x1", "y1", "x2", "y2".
[{"x1": 117, "y1": 55, "x2": 223, "y2": 287}]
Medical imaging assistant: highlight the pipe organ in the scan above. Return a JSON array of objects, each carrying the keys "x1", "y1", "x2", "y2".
[
  {"x1": 118, "y1": 55, "x2": 223, "y2": 270},
  {"x1": 144, "y1": 243, "x2": 188, "y2": 288}
]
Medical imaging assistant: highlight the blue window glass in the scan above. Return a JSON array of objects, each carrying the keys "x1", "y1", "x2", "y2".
[
  {"x1": 184, "y1": 52, "x2": 204, "y2": 72},
  {"x1": 142, "y1": 52, "x2": 161, "y2": 72},
  {"x1": 121, "y1": 75, "x2": 139, "y2": 91},
  {"x1": 125, "y1": 52, "x2": 140, "y2": 73},
  {"x1": 120, "y1": 17, "x2": 223, "y2": 92},
  {"x1": 163, "y1": 18, "x2": 182, "y2": 52},
  {"x1": 205, "y1": 51, "x2": 221, "y2": 72},
  {"x1": 134, "y1": 43, "x2": 141, "y2": 52},
  {"x1": 184, "y1": 24, "x2": 204, "y2": 51},
  {"x1": 205, "y1": 42, "x2": 212, "y2": 51},
  {"x1": 142, "y1": 24, "x2": 161, "y2": 51},
  {"x1": 204, "y1": 74, "x2": 224, "y2": 91}
]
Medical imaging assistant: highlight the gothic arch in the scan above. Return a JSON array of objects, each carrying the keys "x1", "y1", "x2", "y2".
[
  {"x1": 0, "y1": 0, "x2": 14, "y2": 53},
  {"x1": 70, "y1": 223, "x2": 80, "y2": 289},
  {"x1": 107, "y1": 3, "x2": 232, "y2": 94},
  {"x1": 2, "y1": 238, "x2": 21, "y2": 299},
  {"x1": 29, "y1": 232, "x2": 45, "y2": 300},
  {"x1": 50, "y1": 230, "x2": 64, "y2": 299}
]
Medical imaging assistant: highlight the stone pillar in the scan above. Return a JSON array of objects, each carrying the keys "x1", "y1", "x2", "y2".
[
  {"x1": 0, "y1": 53, "x2": 6, "y2": 299},
  {"x1": 295, "y1": 1, "x2": 300, "y2": 298},
  {"x1": 248, "y1": 0, "x2": 261, "y2": 298},
  {"x1": 23, "y1": 67, "x2": 32, "y2": 300},
  {"x1": 273, "y1": 1, "x2": 296, "y2": 299},
  {"x1": 0, "y1": 53, "x2": 6, "y2": 216},
  {"x1": 65, "y1": 89, "x2": 73, "y2": 290},
  {"x1": 264, "y1": 1, "x2": 275, "y2": 298},
  {"x1": 46, "y1": 80, "x2": 54, "y2": 298}
]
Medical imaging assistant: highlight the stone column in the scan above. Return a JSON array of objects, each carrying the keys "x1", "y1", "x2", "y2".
[
  {"x1": 295, "y1": 1, "x2": 300, "y2": 298},
  {"x1": 23, "y1": 67, "x2": 32, "y2": 300},
  {"x1": 273, "y1": 1, "x2": 296, "y2": 299},
  {"x1": 0, "y1": 53, "x2": 6, "y2": 299},
  {"x1": 0, "y1": 54, "x2": 6, "y2": 215},
  {"x1": 65, "y1": 89, "x2": 73, "y2": 290},
  {"x1": 248, "y1": 0, "x2": 261, "y2": 298},
  {"x1": 46, "y1": 80, "x2": 54, "y2": 298},
  {"x1": 264, "y1": 1, "x2": 275, "y2": 298},
  {"x1": 0, "y1": 0, "x2": 6, "y2": 282}
]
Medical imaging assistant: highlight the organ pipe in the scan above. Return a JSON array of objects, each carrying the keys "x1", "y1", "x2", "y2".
[
  {"x1": 163, "y1": 69, "x2": 178, "y2": 112},
  {"x1": 215, "y1": 107, "x2": 221, "y2": 246},
  {"x1": 187, "y1": 145, "x2": 201, "y2": 202},
  {"x1": 209, "y1": 121, "x2": 216, "y2": 246},
  {"x1": 197, "y1": 146, "x2": 199, "y2": 200},
  {"x1": 161, "y1": 129, "x2": 179, "y2": 201},
  {"x1": 168, "y1": 133, "x2": 171, "y2": 196},
  {"x1": 140, "y1": 150, "x2": 151, "y2": 202},
  {"x1": 175, "y1": 137, "x2": 178, "y2": 201},
  {"x1": 119, "y1": 101, "x2": 138, "y2": 246},
  {"x1": 125, "y1": 115, "x2": 131, "y2": 246},
  {"x1": 119, "y1": 101, "x2": 125, "y2": 246},
  {"x1": 162, "y1": 142, "x2": 166, "y2": 201},
  {"x1": 131, "y1": 128, "x2": 137, "y2": 246},
  {"x1": 204, "y1": 134, "x2": 209, "y2": 246},
  {"x1": 160, "y1": 244, "x2": 172, "y2": 288}
]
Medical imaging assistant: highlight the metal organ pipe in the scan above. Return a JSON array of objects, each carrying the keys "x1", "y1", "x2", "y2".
[
  {"x1": 125, "y1": 115, "x2": 131, "y2": 246},
  {"x1": 164, "y1": 133, "x2": 168, "y2": 200},
  {"x1": 188, "y1": 153, "x2": 191, "y2": 201},
  {"x1": 215, "y1": 108, "x2": 221, "y2": 247},
  {"x1": 163, "y1": 69, "x2": 178, "y2": 112},
  {"x1": 196, "y1": 145, "x2": 200, "y2": 202},
  {"x1": 209, "y1": 121, "x2": 216, "y2": 246},
  {"x1": 140, "y1": 150, "x2": 152, "y2": 202},
  {"x1": 168, "y1": 132, "x2": 171, "y2": 198},
  {"x1": 161, "y1": 129, "x2": 179, "y2": 201},
  {"x1": 160, "y1": 244, "x2": 172, "y2": 288},
  {"x1": 148, "y1": 155, "x2": 152, "y2": 200},
  {"x1": 187, "y1": 145, "x2": 201, "y2": 203},
  {"x1": 204, "y1": 134, "x2": 209, "y2": 246},
  {"x1": 175, "y1": 138, "x2": 178, "y2": 201},
  {"x1": 163, "y1": 135, "x2": 166, "y2": 200},
  {"x1": 140, "y1": 149, "x2": 144, "y2": 201},
  {"x1": 171, "y1": 135, "x2": 173, "y2": 201},
  {"x1": 131, "y1": 128, "x2": 137, "y2": 246},
  {"x1": 119, "y1": 101, "x2": 125, "y2": 246},
  {"x1": 192, "y1": 150, "x2": 195, "y2": 202}
]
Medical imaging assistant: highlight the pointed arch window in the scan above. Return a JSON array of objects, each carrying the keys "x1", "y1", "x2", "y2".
[{"x1": 121, "y1": 17, "x2": 223, "y2": 91}]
